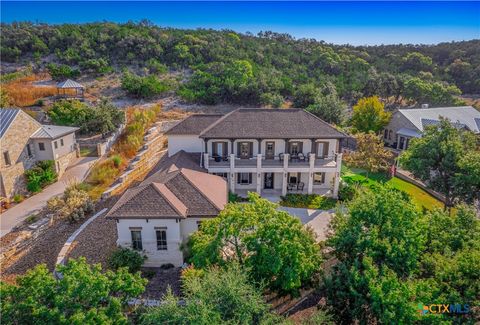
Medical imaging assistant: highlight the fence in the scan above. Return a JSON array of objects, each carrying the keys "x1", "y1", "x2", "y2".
[{"x1": 77, "y1": 124, "x2": 126, "y2": 157}]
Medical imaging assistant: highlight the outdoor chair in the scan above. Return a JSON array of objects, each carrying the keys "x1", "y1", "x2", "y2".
[
  {"x1": 287, "y1": 183, "x2": 295, "y2": 191},
  {"x1": 298, "y1": 153, "x2": 306, "y2": 162},
  {"x1": 297, "y1": 182, "x2": 305, "y2": 191},
  {"x1": 279, "y1": 153, "x2": 284, "y2": 161}
]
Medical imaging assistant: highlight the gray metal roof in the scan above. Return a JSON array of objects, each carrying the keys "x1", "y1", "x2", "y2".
[
  {"x1": 0, "y1": 109, "x2": 20, "y2": 138},
  {"x1": 31, "y1": 125, "x2": 79, "y2": 139},
  {"x1": 56, "y1": 79, "x2": 85, "y2": 89},
  {"x1": 398, "y1": 106, "x2": 480, "y2": 133},
  {"x1": 397, "y1": 127, "x2": 421, "y2": 138}
]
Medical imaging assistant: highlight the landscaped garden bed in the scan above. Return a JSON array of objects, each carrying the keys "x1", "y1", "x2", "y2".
[{"x1": 279, "y1": 193, "x2": 337, "y2": 210}]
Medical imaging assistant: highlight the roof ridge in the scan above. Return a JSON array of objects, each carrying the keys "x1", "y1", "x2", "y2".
[
  {"x1": 151, "y1": 182, "x2": 187, "y2": 217},
  {"x1": 301, "y1": 109, "x2": 349, "y2": 137},
  {"x1": 106, "y1": 184, "x2": 150, "y2": 216},
  {"x1": 178, "y1": 168, "x2": 222, "y2": 211},
  {"x1": 198, "y1": 108, "x2": 240, "y2": 137}
]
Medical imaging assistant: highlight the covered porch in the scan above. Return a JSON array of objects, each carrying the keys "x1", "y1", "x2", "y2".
[{"x1": 235, "y1": 188, "x2": 333, "y2": 203}]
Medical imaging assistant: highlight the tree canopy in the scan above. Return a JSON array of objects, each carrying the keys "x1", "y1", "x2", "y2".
[
  {"x1": 0, "y1": 258, "x2": 146, "y2": 325},
  {"x1": 350, "y1": 96, "x2": 391, "y2": 133},
  {"x1": 187, "y1": 192, "x2": 321, "y2": 293},
  {"x1": 1, "y1": 22, "x2": 476, "y2": 106},
  {"x1": 400, "y1": 118, "x2": 479, "y2": 208},
  {"x1": 325, "y1": 185, "x2": 480, "y2": 323}
]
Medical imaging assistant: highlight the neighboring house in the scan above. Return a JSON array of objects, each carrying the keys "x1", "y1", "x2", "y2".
[
  {"x1": 166, "y1": 108, "x2": 346, "y2": 198},
  {"x1": 106, "y1": 150, "x2": 227, "y2": 267},
  {"x1": 0, "y1": 108, "x2": 79, "y2": 199},
  {"x1": 383, "y1": 106, "x2": 480, "y2": 150}
]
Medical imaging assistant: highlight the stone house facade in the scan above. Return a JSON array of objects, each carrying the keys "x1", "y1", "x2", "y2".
[{"x1": 0, "y1": 109, "x2": 79, "y2": 199}]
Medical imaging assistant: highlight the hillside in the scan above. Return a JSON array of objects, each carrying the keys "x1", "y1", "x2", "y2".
[{"x1": 1, "y1": 22, "x2": 479, "y2": 110}]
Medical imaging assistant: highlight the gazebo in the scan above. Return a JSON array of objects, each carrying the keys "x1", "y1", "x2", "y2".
[{"x1": 56, "y1": 79, "x2": 85, "y2": 99}]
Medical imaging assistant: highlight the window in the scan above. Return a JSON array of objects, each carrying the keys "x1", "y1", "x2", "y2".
[
  {"x1": 313, "y1": 172, "x2": 325, "y2": 185},
  {"x1": 156, "y1": 229, "x2": 167, "y2": 250},
  {"x1": 38, "y1": 142, "x2": 45, "y2": 151},
  {"x1": 384, "y1": 129, "x2": 388, "y2": 139},
  {"x1": 131, "y1": 230, "x2": 143, "y2": 250},
  {"x1": 388, "y1": 130, "x2": 393, "y2": 140},
  {"x1": 54, "y1": 141, "x2": 58, "y2": 149},
  {"x1": 3, "y1": 151, "x2": 11, "y2": 166},
  {"x1": 290, "y1": 142, "x2": 300, "y2": 155},
  {"x1": 26, "y1": 144, "x2": 32, "y2": 157},
  {"x1": 60, "y1": 138, "x2": 64, "y2": 146},
  {"x1": 237, "y1": 173, "x2": 252, "y2": 185},
  {"x1": 316, "y1": 142, "x2": 329, "y2": 158},
  {"x1": 399, "y1": 137, "x2": 405, "y2": 150},
  {"x1": 288, "y1": 172, "x2": 299, "y2": 184}
]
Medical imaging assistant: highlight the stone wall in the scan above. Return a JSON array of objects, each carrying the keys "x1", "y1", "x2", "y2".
[
  {"x1": 55, "y1": 149, "x2": 79, "y2": 178},
  {"x1": 0, "y1": 111, "x2": 41, "y2": 198},
  {"x1": 101, "y1": 121, "x2": 171, "y2": 199}
]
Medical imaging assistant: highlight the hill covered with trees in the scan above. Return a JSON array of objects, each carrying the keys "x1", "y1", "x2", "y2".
[{"x1": 1, "y1": 21, "x2": 479, "y2": 108}]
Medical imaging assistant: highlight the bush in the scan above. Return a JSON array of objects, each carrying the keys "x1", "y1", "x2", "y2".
[
  {"x1": 121, "y1": 71, "x2": 173, "y2": 98},
  {"x1": 46, "y1": 63, "x2": 80, "y2": 80},
  {"x1": 24, "y1": 160, "x2": 57, "y2": 193},
  {"x1": 338, "y1": 181, "x2": 358, "y2": 202},
  {"x1": 13, "y1": 194, "x2": 24, "y2": 203},
  {"x1": 111, "y1": 155, "x2": 122, "y2": 168},
  {"x1": 279, "y1": 193, "x2": 337, "y2": 210},
  {"x1": 108, "y1": 247, "x2": 146, "y2": 273},
  {"x1": 146, "y1": 59, "x2": 168, "y2": 74},
  {"x1": 47, "y1": 184, "x2": 94, "y2": 222},
  {"x1": 48, "y1": 99, "x2": 124, "y2": 135}
]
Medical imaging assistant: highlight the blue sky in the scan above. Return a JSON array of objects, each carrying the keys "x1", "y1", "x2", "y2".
[{"x1": 2, "y1": 1, "x2": 479, "y2": 45}]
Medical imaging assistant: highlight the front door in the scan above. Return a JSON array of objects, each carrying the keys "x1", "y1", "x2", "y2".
[
  {"x1": 264, "y1": 173, "x2": 274, "y2": 189},
  {"x1": 265, "y1": 141, "x2": 275, "y2": 159},
  {"x1": 239, "y1": 142, "x2": 251, "y2": 159}
]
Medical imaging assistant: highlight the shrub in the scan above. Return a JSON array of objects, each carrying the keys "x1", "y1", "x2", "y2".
[
  {"x1": 87, "y1": 160, "x2": 118, "y2": 186},
  {"x1": 13, "y1": 194, "x2": 25, "y2": 203},
  {"x1": 108, "y1": 247, "x2": 146, "y2": 273},
  {"x1": 24, "y1": 160, "x2": 57, "y2": 193},
  {"x1": 111, "y1": 155, "x2": 122, "y2": 168},
  {"x1": 121, "y1": 71, "x2": 173, "y2": 98},
  {"x1": 25, "y1": 214, "x2": 38, "y2": 224},
  {"x1": 279, "y1": 193, "x2": 337, "y2": 210},
  {"x1": 47, "y1": 184, "x2": 94, "y2": 222},
  {"x1": 46, "y1": 63, "x2": 80, "y2": 80},
  {"x1": 48, "y1": 99, "x2": 124, "y2": 135},
  {"x1": 146, "y1": 58, "x2": 168, "y2": 74},
  {"x1": 338, "y1": 181, "x2": 358, "y2": 202}
]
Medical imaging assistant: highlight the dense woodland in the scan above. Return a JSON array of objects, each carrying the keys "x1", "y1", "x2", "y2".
[{"x1": 1, "y1": 21, "x2": 479, "y2": 108}]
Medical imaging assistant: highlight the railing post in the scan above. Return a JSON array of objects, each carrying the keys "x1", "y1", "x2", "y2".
[{"x1": 203, "y1": 153, "x2": 209, "y2": 169}]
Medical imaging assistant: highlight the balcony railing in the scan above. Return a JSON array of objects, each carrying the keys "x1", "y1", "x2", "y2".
[{"x1": 204, "y1": 153, "x2": 340, "y2": 169}]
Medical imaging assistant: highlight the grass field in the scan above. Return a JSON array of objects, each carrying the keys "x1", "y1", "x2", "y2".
[{"x1": 341, "y1": 165, "x2": 444, "y2": 211}]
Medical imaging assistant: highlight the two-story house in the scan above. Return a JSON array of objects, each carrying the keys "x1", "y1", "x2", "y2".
[
  {"x1": 0, "y1": 108, "x2": 79, "y2": 199},
  {"x1": 166, "y1": 108, "x2": 346, "y2": 198}
]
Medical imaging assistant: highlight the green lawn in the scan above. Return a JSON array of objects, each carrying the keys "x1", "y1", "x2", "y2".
[{"x1": 341, "y1": 165, "x2": 444, "y2": 211}]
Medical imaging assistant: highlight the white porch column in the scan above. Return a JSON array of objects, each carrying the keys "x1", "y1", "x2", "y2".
[
  {"x1": 282, "y1": 172, "x2": 288, "y2": 196},
  {"x1": 230, "y1": 153, "x2": 235, "y2": 193},
  {"x1": 283, "y1": 153, "x2": 289, "y2": 169},
  {"x1": 203, "y1": 153, "x2": 209, "y2": 169},
  {"x1": 332, "y1": 153, "x2": 342, "y2": 199},
  {"x1": 309, "y1": 153, "x2": 315, "y2": 169},
  {"x1": 256, "y1": 154, "x2": 262, "y2": 194},
  {"x1": 307, "y1": 172, "x2": 313, "y2": 194}
]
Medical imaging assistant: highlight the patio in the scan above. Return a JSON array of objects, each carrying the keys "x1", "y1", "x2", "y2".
[{"x1": 235, "y1": 188, "x2": 332, "y2": 203}]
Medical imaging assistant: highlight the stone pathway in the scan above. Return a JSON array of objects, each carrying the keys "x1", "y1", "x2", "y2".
[{"x1": 0, "y1": 157, "x2": 97, "y2": 237}]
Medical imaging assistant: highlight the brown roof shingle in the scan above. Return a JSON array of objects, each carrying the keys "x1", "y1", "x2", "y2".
[
  {"x1": 199, "y1": 108, "x2": 346, "y2": 139},
  {"x1": 165, "y1": 114, "x2": 223, "y2": 135},
  {"x1": 106, "y1": 152, "x2": 227, "y2": 220}
]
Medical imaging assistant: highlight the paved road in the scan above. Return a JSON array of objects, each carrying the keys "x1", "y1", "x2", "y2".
[
  {"x1": 0, "y1": 157, "x2": 97, "y2": 238},
  {"x1": 279, "y1": 207, "x2": 334, "y2": 242}
]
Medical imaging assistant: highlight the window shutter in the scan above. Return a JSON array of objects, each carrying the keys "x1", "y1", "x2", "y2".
[
  {"x1": 237, "y1": 173, "x2": 240, "y2": 184},
  {"x1": 223, "y1": 142, "x2": 228, "y2": 156},
  {"x1": 212, "y1": 142, "x2": 217, "y2": 156},
  {"x1": 248, "y1": 173, "x2": 252, "y2": 184},
  {"x1": 249, "y1": 142, "x2": 253, "y2": 157},
  {"x1": 323, "y1": 142, "x2": 329, "y2": 157},
  {"x1": 298, "y1": 142, "x2": 303, "y2": 154},
  {"x1": 237, "y1": 142, "x2": 241, "y2": 157}
]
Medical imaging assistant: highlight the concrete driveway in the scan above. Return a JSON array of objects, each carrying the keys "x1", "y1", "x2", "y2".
[
  {"x1": 279, "y1": 207, "x2": 334, "y2": 242},
  {"x1": 0, "y1": 157, "x2": 97, "y2": 237}
]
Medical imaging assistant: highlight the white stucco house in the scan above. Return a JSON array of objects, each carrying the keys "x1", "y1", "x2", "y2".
[
  {"x1": 106, "y1": 151, "x2": 228, "y2": 267},
  {"x1": 166, "y1": 108, "x2": 346, "y2": 198},
  {"x1": 383, "y1": 106, "x2": 480, "y2": 150},
  {"x1": 108, "y1": 108, "x2": 346, "y2": 267}
]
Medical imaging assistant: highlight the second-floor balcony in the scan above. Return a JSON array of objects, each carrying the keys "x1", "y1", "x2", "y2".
[{"x1": 204, "y1": 153, "x2": 338, "y2": 169}]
